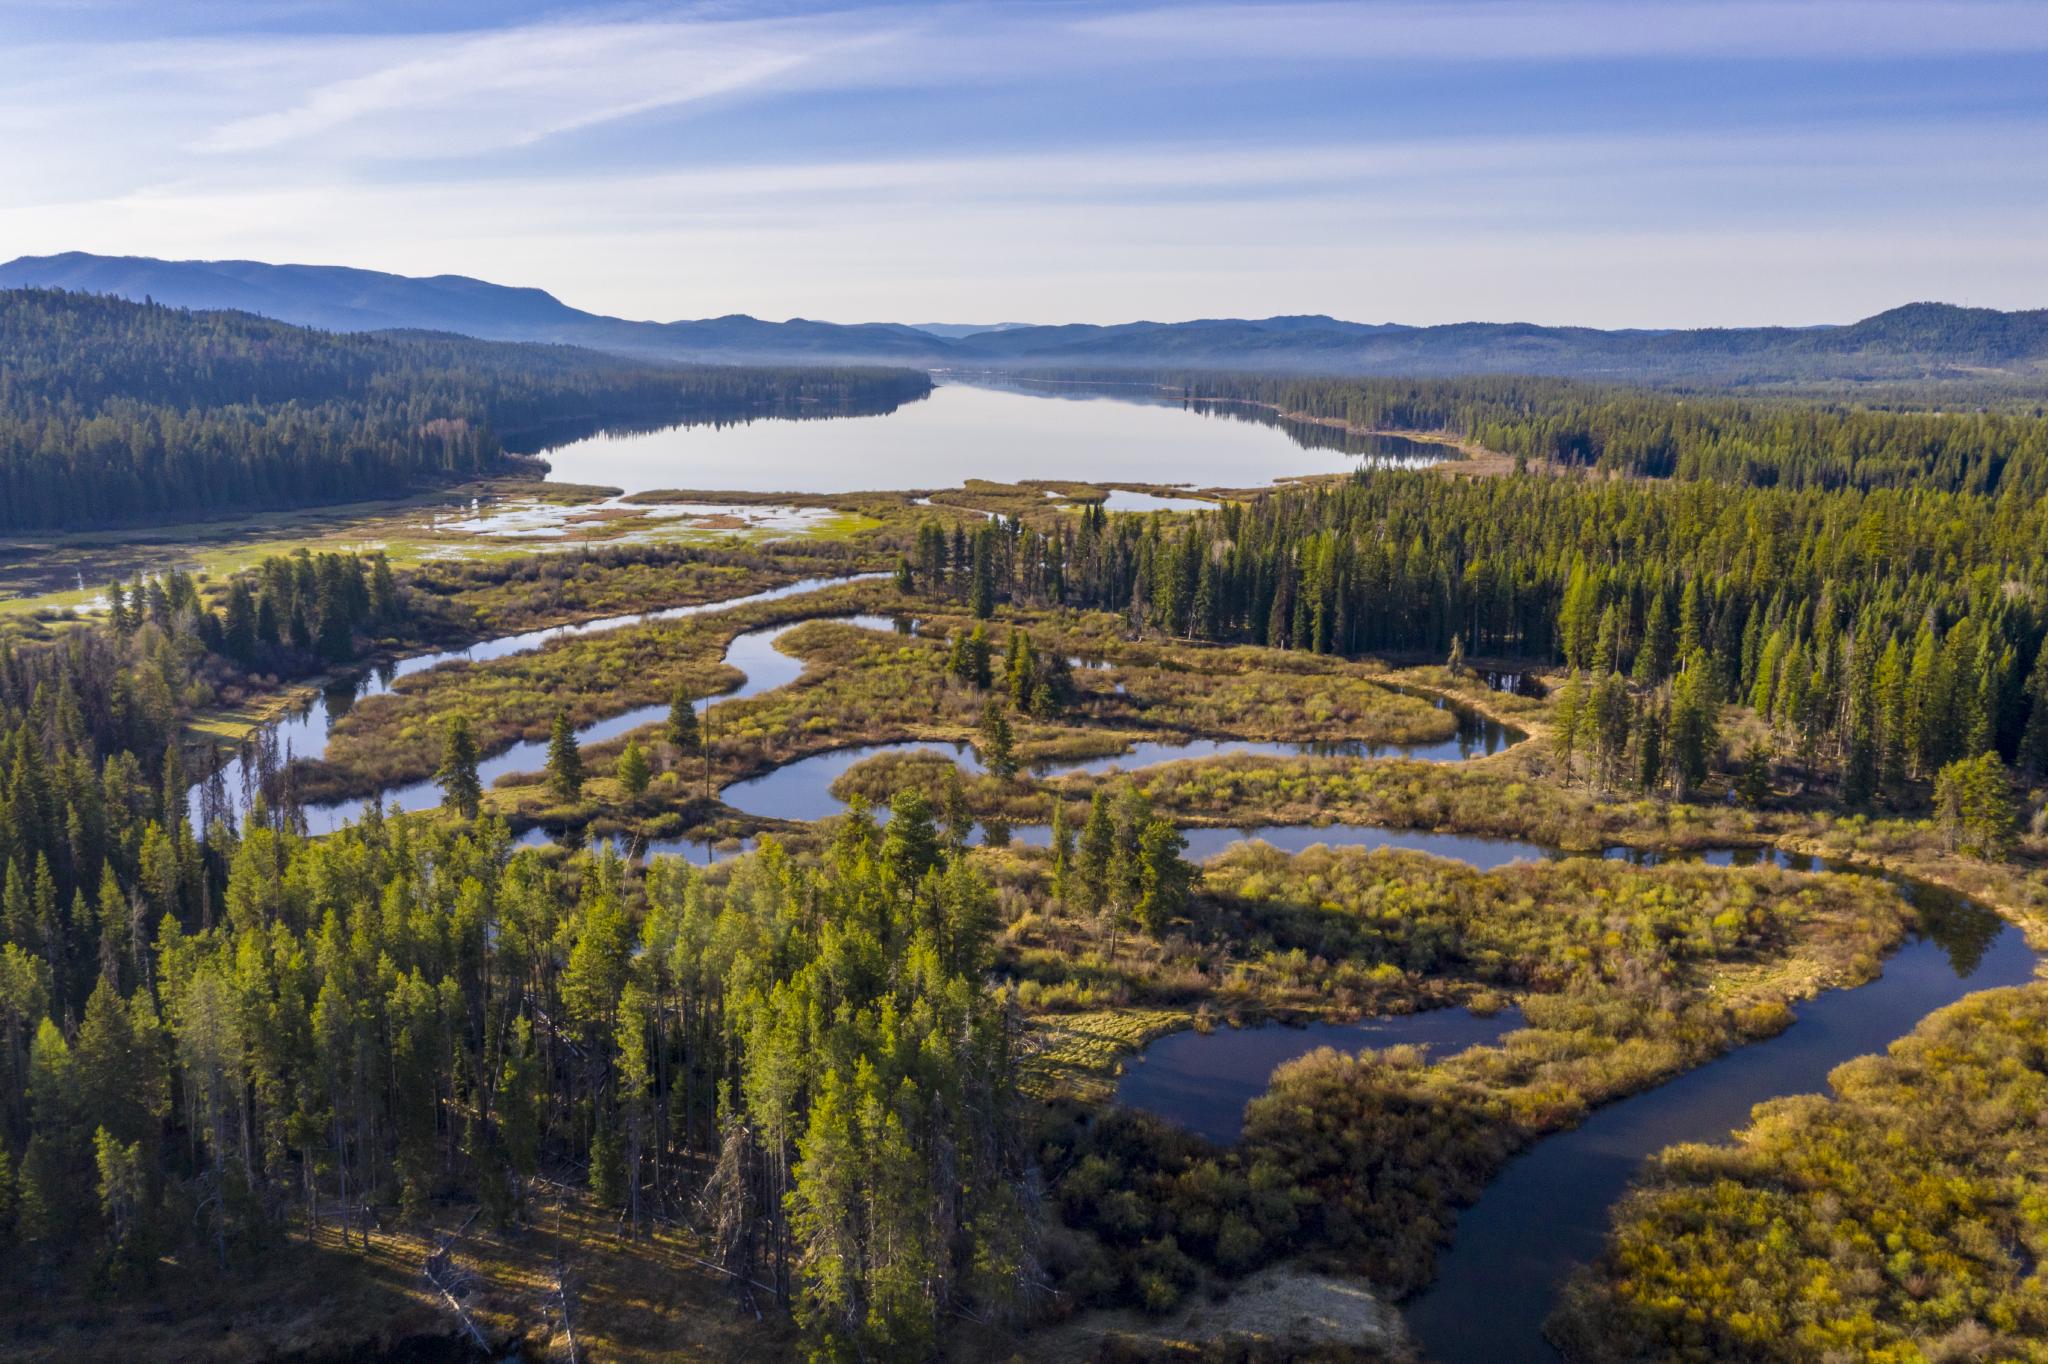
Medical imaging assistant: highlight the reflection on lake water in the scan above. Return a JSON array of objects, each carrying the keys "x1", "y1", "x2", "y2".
[{"x1": 530, "y1": 379, "x2": 1457, "y2": 495}]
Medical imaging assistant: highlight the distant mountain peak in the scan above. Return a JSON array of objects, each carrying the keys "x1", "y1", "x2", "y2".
[{"x1": 2, "y1": 252, "x2": 2042, "y2": 383}]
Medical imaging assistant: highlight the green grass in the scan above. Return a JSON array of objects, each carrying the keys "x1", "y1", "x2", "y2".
[
  {"x1": 1022, "y1": 1007, "x2": 1193, "y2": 1102},
  {"x1": 0, "y1": 484, "x2": 886, "y2": 617}
]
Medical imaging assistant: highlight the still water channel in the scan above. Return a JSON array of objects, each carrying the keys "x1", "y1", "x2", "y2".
[{"x1": 194, "y1": 377, "x2": 2038, "y2": 1360}]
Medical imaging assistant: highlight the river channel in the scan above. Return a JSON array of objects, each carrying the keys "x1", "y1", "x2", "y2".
[{"x1": 209, "y1": 577, "x2": 2038, "y2": 1364}]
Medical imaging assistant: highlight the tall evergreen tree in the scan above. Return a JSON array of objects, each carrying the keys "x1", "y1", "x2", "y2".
[
  {"x1": 545, "y1": 710, "x2": 584, "y2": 802},
  {"x1": 436, "y1": 714, "x2": 483, "y2": 819}
]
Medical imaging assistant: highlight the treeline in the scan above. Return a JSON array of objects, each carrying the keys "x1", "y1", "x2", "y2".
[
  {"x1": 925, "y1": 475, "x2": 2048, "y2": 799},
  {"x1": 1552, "y1": 983, "x2": 2048, "y2": 1362},
  {"x1": 1061, "y1": 371, "x2": 2048, "y2": 494},
  {"x1": 0, "y1": 545, "x2": 1037, "y2": 1355},
  {"x1": 0, "y1": 550, "x2": 404, "y2": 1031},
  {"x1": 0, "y1": 289, "x2": 931, "y2": 529},
  {"x1": 0, "y1": 789, "x2": 1035, "y2": 1357}
]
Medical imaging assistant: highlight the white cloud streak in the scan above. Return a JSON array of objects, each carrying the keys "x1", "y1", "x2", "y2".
[
  {"x1": 0, "y1": 1, "x2": 2042, "y2": 323},
  {"x1": 193, "y1": 15, "x2": 893, "y2": 156}
]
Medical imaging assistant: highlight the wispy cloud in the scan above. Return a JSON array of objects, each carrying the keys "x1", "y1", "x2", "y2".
[
  {"x1": 0, "y1": 0, "x2": 2041, "y2": 323},
  {"x1": 193, "y1": 14, "x2": 901, "y2": 157}
]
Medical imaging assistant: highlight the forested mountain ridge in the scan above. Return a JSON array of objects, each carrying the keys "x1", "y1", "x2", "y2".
[
  {"x1": 0, "y1": 289, "x2": 932, "y2": 531},
  {"x1": 7, "y1": 251, "x2": 2045, "y2": 384}
]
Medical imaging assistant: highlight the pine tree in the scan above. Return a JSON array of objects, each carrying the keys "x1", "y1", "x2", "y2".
[
  {"x1": 1634, "y1": 701, "x2": 1665, "y2": 792},
  {"x1": 1592, "y1": 602, "x2": 1621, "y2": 677},
  {"x1": 1592, "y1": 672, "x2": 1633, "y2": 789},
  {"x1": 1006, "y1": 630, "x2": 1038, "y2": 712},
  {"x1": 2021, "y1": 636, "x2": 2048, "y2": 778},
  {"x1": 1551, "y1": 671, "x2": 1585, "y2": 784},
  {"x1": 978, "y1": 701, "x2": 1017, "y2": 780},
  {"x1": 1835, "y1": 626, "x2": 1876, "y2": 806},
  {"x1": 666, "y1": 685, "x2": 700, "y2": 757},
  {"x1": 1905, "y1": 623, "x2": 1946, "y2": 778},
  {"x1": 1078, "y1": 791, "x2": 1115, "y2": 912},
  {"x1": 436, "y1": 714, "x2": 483, "y2": 819},
  {"x1": 1933, "y1": 751, "x2": 2019, "y2": 859},
  {"x1": 498, "y1": 1016, "x2": 541, "y2": 1218},
  {"x1": 1738, "y1": 743, "x2": 1773, "y2": 808},
  {"x1": 545, "y1": 710, "x2": 583, "y2": 802},
  {"x1": 970, "y1": 528, "x2": 996, "y2": 619},
  {"x1": 940, "y1": 770, "x2": 974, "y2": 853},
  {"x1": 616, "y1": 738, "x2": 651, "y2": 798},
  {"x1": 73, "y1": 978, "x2": 162, "y2": 1146},
  {"x1": 1677, "y1": 580, "x2": 1705, "y2": 660},
  {"x1": 1050, "y1": 796, "x2": 1074, "y2": 906},
  {"x1": 368, "y1": 552, "x2": 399, "y2": 623},
  {"x1": 1666, "y1": 650, "x2": 1720, "y2": 800},
  {"x1": 105, "y1": 581, "x2": 133, "y2": 638},
  {"x1": 1875, "y1": 638, "x2": 1907, "y2": 796},
  {"x1": 881, "y1": 790, "x2": 943, "y2": 885},
  {"x1": 1556, "y1": 562, "x2": 1598, "y2": 670},
  {"x1": 1633, "y1": 591, "x2": 1673, "y2": 686},
  {"x1": 1133, "y1": 820, "x2": 1193, "y2": 937}
]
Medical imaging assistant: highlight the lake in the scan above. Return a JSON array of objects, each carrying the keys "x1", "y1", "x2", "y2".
[{"x1": 531, "y1": 377, "x2": 1455, "y2": 494}]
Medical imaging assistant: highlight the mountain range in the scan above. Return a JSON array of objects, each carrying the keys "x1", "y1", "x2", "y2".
[{"x1": 5, "y1": 251, "x2": 2045, "y2": 384}]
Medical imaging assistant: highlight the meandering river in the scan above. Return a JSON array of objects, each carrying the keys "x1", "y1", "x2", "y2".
[
  {"x1": 191, "y1": 574, "x2": 884, "y2": 834},
  {"x1": 210, "y1": 573, "x2": 2039, "y2": 1364}
]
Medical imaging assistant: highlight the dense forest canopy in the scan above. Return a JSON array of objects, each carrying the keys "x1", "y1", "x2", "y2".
[
  {"x1": 1052, "y1": 371, "x2": 2048, "y2": 494},
  {"x1": 913, "y1": 470, "x2": 2048, "y2": 801},
  {"x1": 6, "y1": 318, "x2": 2048, "y2": 1357},
  {"x1": 0, "y1": 289, "x2": 931, "y2": 531}
]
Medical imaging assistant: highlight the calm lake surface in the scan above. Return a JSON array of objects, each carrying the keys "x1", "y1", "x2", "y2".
[{"x1": 533, "y1": 377, "x2": 1454, "y2": 494}]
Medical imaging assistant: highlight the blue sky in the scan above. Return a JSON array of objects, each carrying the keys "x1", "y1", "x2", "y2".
[{"x1": 2, "y1": 0, "x2": 2044, "y2": 325}]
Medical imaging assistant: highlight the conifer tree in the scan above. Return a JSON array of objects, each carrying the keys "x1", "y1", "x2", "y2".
[
  {"x1": 1875, "y1": 638, "x2": 1907, "y2": 796},
  {"x1": 1934, "y1": 751, "x2": 2019, "y2": 858},
  {"x1": 1666, "y1": 650, "x2": 1721, "y2": 799},
  {"x1": 1133, "y1": 820, "x2": 1193, "y2": 937},
  {"x1": 545, "y1": 710, "x2": 583, "y2": 802},
  {"x1": 940, "y1": 770, "x2": 974, "y2": 853},
  {"x1": 616, "y1": 737, "x2": 651, "y2": 798},
  {"x1": 666, "y1": 685, "x2": 700, "y2": 757},
  {"x1": 1078, "y1": 790, "x2": 1115, "y2": 912},
  {"x1": 1677, "y1": 580, "x2": 1705, "y2": 660},
  {"x1": 1551, "y1": 671, "x2": 1586, "y2": 784},
  {"x1": 881, "y1": 790, "x2": 943, "y2": 885},
  {"x1": 970, "y1": 528, "x2": 997, "y2": 619},
  {"x1": 1633, "y1": 591, "x2": 1673, "y2": 686},
  {"x1": 2021, "y1": 636, "x2": 2048, "y2": 778},
  {"x1": 1050, "y1": 796, "x2": 1074, "y2": 905},
  {"x1": 436, "y1": 714, "x2": 483, "y2": 819},
  {"x1": 978, "y1": 701, "x2": 1017, "y2": 780}
]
